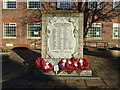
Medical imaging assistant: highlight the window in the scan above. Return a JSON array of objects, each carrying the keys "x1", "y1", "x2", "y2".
[
  {"x1": 113, "y1": 23, "x2": 120, "y2": 39},
  {"x1": 57, "y1": 0, "x2": 72, "y2": 8},
  {"x1": 27, "y1": 0, "x2": 41, "y2": 9},
  {"x1": 87, "y1": 23, "x2": 102, "y2": 38},
  {"x1": 3, "y1": 0, "x2": 16, "y2": 9},
  {"x1": 3, "y1": 23, "x2": 16, "y2": 38},
  {"x1": 87, "y1": 0, "x2": 102, "y2": 9},
  {"x1": 113, "y1": 0, "x2": 120, "y2": 9},
  {"x1": 27, "y1": 23, "x2": 41, "y2": 38}
]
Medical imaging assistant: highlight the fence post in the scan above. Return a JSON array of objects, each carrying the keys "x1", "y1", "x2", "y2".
[
  {"x1": 34, "y1": 41, "x2": 36, "y2": 50},
  {"x1": 96, "y1": 42, "x2": 97, "y2": 48}
]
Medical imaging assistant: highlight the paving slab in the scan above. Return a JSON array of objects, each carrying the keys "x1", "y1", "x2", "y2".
[
  {"x1": 46, "y1": 80, "x2": 66, "y2": 87},
  {"x1": 97, "y1": 86, "x2": 120, "y2": 90},
  {"x1": 103, "y1": 78, "x2": 119, "y2": 86},
  {"x1": 26, "y1": 80, "x2": 48, "y2": 87},
  {"x1": 2, "y1": 50, "x2": 119, "y2": 89},
  {"x1": 55, "y1": 87, "x2": 77, "y2": 90},
  {"x1": 2, "y1": 79, "x2": 29, "y2": 88},
  {"x1": 96, "y1": 74, "x2": 111, "y2": 79},
  {"x1": 76, "y1": 87, "x2": 91, "y2": 90},
  {"x1": 108, "y1": 69, "x2": 119, "y2": 73},
  {"x1": 85, "y1": 79, "x2": 106, "y2": 86},
  {"x1": 66, "y1": 80, "x2": 86, "y2": 87},
  {"x1": 77, "y1": 86, "x2": 102, "y2": 90},
  {"x1": 34, "y1": 87, "x2": 56, "y2": 90}
]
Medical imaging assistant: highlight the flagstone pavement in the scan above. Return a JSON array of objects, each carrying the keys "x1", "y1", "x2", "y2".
[{"x1": 1, "y1": 49, "x2": 120, "y2": 90}]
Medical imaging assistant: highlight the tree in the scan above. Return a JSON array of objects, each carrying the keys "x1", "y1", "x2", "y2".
[
  {"x1": 21, "y1": 1, "x2": 120, "y2": 39},
  {"x1": 78, "y1": 1, "x2": 120, "y2": 38}
]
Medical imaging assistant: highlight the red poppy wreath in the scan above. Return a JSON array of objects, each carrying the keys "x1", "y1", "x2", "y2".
[
  {"x1": 35, "y1": 57, "x2": 53, "y2": 72},
  {"x1": 78, "y1": 58, "x2": 89, "y2": 70},
  {"x1": 58, "y1": 58, "x2": 69, "y2": 70}
]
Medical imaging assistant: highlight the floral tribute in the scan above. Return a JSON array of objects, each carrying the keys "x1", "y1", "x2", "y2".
[
  {"x1": 35, "y1": 57, "x2": 90, "y2": 72},
  {"x1": 35, "y1": 57, "x2": 53, "y2": 72},
  {"x1": 58, "y1": 57, "x2": 89, "y2": 71}
]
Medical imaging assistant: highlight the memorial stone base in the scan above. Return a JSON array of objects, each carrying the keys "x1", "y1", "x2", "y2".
[
  {"x1": 40, "y1": 69, "x2": 92, "y2": 76},
  {"x1": 28, "y1": 68, "x2": 100, "y2": 80}
]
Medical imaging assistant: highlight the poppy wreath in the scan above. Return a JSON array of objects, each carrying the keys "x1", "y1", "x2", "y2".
[
  {"x1": 41, "y1": 62, "x2": 53, "y2": 72},
  {"x1": 78, "y1": 58, "x2": 89, "y2": 70},
  {"x1": 35, "y1": 57, "x2": 45, "y2": 68},
  {"x1": 71, "y1": 57, "x2": 79, "y2": 70},
  {"x1": 66, "y1": 60, "x2": 75, "y2": 71},
  {"x1": 58, "y1": 59, "x2": 69, "y2": 70},
  {"x1": 35, "y1": 57, "x2": 53, "y2": 72}
]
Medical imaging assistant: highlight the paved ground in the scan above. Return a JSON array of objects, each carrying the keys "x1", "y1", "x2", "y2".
[{"x1": 1, "y1": 48, "x2": 120, "y2": 89}]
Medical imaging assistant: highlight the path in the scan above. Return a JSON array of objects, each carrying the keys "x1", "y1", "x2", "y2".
[{"x1": 1, "y1": 49, "x2": 120, "y2": 89}]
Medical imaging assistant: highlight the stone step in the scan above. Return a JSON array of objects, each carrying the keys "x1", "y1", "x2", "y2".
[
  {"x1": 23, "y1": 68, "x2": 100, "y2": 80},
  {"x1": 33, "y1": 69, "x2": 93, "y2": 76},
  {"x1": 31, "y1": 67, "x2": 96, "y2": 76},
  {"x1": 23, "y1": 75, "x2": 100, "y2": 80}
]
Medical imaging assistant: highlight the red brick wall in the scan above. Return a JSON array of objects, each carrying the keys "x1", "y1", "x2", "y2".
[
  {"x1": 1, "y1": 2, "x2": 120, "y2": 49},
  {"x1": 85, "y1": 2, "x2": 120, "y2": 48},
  {"x1": 2, "y1": 2, "x2": 43, "y2": 49}
]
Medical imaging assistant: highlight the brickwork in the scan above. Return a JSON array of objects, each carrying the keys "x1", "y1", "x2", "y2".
[
  {"x1": 85, "y1": 2, "x2": 120, "y2": 48},
  {"x1": 1, "y1": 1, "x2": 120, "y2": 49},
  {"x1": 85, "y1": 22, "x2": 119, "y2": 48}
]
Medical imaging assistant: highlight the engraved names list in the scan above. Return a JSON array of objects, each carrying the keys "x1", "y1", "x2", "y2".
[{"x1": 47, "y1": 18, "x2": 76, "y2": 58}]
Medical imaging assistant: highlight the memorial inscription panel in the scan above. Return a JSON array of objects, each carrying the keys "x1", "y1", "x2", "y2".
[{"x1": 46, "y1": 17, "x2": 78, "y2": 58}]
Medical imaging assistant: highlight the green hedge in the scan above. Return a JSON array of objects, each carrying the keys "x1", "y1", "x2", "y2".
[{"x1": 0, "y1": 49, "x2": 10, "y2": 52}]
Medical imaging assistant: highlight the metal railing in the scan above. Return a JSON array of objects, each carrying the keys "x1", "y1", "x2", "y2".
[
  {"x1": 30, "y1": 39, "x2": 41, "y2": 49},
  {"x1": 84, "y1": 41, "x2": 109, "y2": 49}
]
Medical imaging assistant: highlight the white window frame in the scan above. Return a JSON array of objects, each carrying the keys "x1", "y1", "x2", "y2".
[
  {"x1": 87, "y1": 0, "x2": 102, "y2": 9},
  {"x1": 3, "y1": 23, "x2": 17, "y2": 39},
  {"x1": 87, "y1": 23, "x2": 102, "y2": 39},
  {"x1": 3, "y1": 0, "x2": 17, "y2": 9},
  {"x1": 113, "y1": 0, "x2": 120, "y2": 9},
  {"x1": 27, "y1": 0, "x2": 41, "y2": 9},
  {"x1": 113, "y1": 23, "x2": 120, "y2": 39},
  {"x1": 27, "y1": 23, "x2": 41, "y2": 39},
  {"x1": 57, "y1": 0, "x2": 72, "y2": 8}
]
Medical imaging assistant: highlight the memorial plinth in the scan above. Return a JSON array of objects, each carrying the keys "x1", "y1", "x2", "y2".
[{"x1": 40, "y1": 10, "x2": 95, "y2": 78}]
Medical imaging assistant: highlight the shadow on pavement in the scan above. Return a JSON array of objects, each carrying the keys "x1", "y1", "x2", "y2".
[
  {"x1": 84, "y1": 49, "x2": 120, "y2": 68},
  {"x1": 2, "y1": 47, "x2": 119, "y2": 89},
  {"x1": 83, "y1": 49, "x2": 110, "y2": 58},
  {"x1": 84, "y1": 49, "x2": 120, "y2": 77},
  {"x1": 2, "y1": 48, "x2": 85, "y2": 89},
  {"x1": 12, "y1": 47, "x2": 41, "y2": 65},
  {"x1": 2, "y1": 54, "x2": 74, "y2": 89}
]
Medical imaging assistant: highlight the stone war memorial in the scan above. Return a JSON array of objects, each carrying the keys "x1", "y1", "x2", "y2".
[{"x1": 35, "y1": 10, "x2": 97, "y2": 79}]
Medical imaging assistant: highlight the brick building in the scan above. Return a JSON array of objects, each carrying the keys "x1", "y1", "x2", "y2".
[{"x1": 0, "y1": 0, "x2": 120, "y2": 49}]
